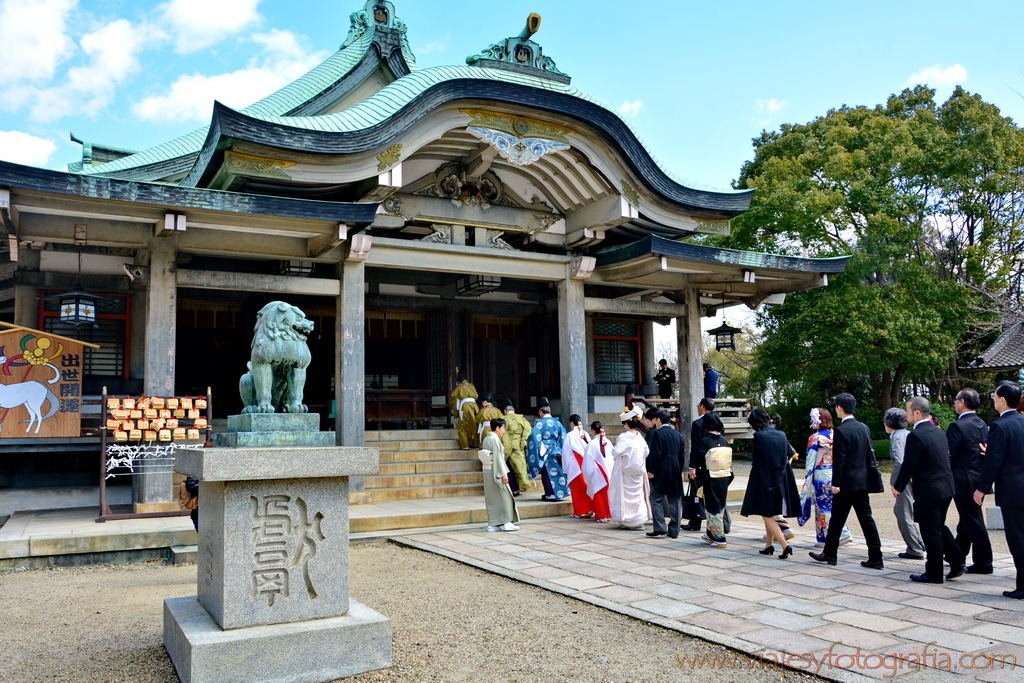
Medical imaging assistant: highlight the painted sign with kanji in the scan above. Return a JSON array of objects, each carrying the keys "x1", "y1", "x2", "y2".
[{"x1": 0, "y1": 327, "x2": 88, "y2": 438}]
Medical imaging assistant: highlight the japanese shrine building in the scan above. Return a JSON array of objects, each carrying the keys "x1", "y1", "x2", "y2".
[{"x1": 0, "y1": 1, "x2": 848, "y2": 510}]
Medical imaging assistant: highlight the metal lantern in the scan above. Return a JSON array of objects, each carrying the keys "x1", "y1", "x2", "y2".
[
  {"x1": 455, "y1": 275, "x2": 502, "y2": 296},
  {"x1": 59, "y1": 286, "x2": 98, "y2": 326},
  {"x1": 707, "y1": 320, "x2": 742, "y2": 351}
]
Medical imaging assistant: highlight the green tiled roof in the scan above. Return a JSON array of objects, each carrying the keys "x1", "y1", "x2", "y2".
[{"x1": 76, "y1": 22, "x2": 396, "y2": 177}]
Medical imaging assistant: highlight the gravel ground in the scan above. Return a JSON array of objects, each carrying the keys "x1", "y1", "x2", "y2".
[{"x1": 0, "y1": 542, "x2": 815, "y2": 683}]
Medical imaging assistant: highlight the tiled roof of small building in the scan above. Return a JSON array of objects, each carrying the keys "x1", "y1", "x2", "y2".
[{"x1": 963, "y1": 322, "x2": 1024, "y2": 371}]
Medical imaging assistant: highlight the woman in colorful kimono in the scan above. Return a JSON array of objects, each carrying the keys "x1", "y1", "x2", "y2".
[
  {"x1": 609, "y1": 405, "x2": 652, "y2": 530},
  {"x1": 692, "y1": 411, "x2": 733, "y2": 547},
  {"x1": 526, "y1": 398, "x2": 570, "y2": 501},
  {"x1": 798, "y1": 407, "x2": 852, "y2": 547}
]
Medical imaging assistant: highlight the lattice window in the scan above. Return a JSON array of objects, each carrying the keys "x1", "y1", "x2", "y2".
[
  {"x1": 42, "y1": 293, "x2": 129, "y2": 379},
  {"x1": 593, "y1": 320, "x2": 640, "y2": 384}
]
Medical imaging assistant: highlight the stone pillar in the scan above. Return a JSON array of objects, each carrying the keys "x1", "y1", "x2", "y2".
[
  {"x1": 135, "y1": 237, "x2": 178, "y2": 513},
  {"x1": 335, "y1": 238, "x2": 368, "y2": 492},
  {"x1": 165, "y1": 442, "x2": 390, "y2": 683},
  {"x1": 13, "y1": 248, "x2": 40, "y2": 329},
  {"x1": 557, "y1": 275, "x2": 587, "y2": 426},
  {"x1": 676, "y1": 287, "x2": 703, "y2": 452},
  {"x1": 640, "y1": 320, "x2": 656, "y2": 391}
]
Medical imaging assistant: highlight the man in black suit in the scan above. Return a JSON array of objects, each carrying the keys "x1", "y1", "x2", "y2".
[
  {"x1": 974, "y1": 381, "x2": 1024, "y2": 599},
  {"x1": 810, "y1": 393, "x2": 884, "y2": 569},
  {"x1": 947, "y1": 388, "x2": 992, "y2": 573},
  {"x1": 682, "y1": 398, "x2": 716, "y2": 531},
  {"x1": 646, "y1": 409, "x2": 686, "y2": 539},
  {"x1": 893, "y1": 397, "x2": 964, "y2": 583}
]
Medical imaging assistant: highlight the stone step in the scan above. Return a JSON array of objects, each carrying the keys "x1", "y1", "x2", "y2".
[
  {"x1": 375, "y1": 439, "x2": 462, "y2": 452},
  {"x1": 350, "y1": 498, "x2": 574, "y2": 533},
  {"x1": 350, "y1": 483, "x2": 485, "y2": 505},
  {"x1": 380, "y1": 449, "x2": 479, "y2": 463},
  {"x1": 363, "y1": 471, "x2": 483, "y2": 489},
  {"x1": 378, "y1": 460, "x2": 481, "y2": 476},
  {"x1": 171, "y1": 545, "x2": 198, "y2": 564},
  {"x1": 365, "y1": 429, "x2": 457, "y2": 443}
]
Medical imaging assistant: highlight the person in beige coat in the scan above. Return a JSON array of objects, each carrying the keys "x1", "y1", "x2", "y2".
[{"x1": 480, "y1": 418, "x2": 520, "y2": 531}]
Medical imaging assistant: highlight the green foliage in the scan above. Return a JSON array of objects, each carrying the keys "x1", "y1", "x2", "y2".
[
  {"x1": 726, "y1": 86, "x2": 1024, "y2": 411},
  {"x1": 873, "y1": 438, "x2": 891, "y2": 461},
  {"x1": 932, "y1": 403, "x2": 957, "y2": 430}
]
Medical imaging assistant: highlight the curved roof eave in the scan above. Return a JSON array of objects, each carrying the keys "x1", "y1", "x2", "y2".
[
  {"x1": 181, "y1": 67, "x2": 754, "y2": 216},
  {"x1": 595, "y1": 235, "x2": 851, "y2": 273}
]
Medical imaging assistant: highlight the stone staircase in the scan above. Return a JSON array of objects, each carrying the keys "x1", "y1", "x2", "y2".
[{"x1": 352, "y1": 429, "x2": 483, "y2": 505}]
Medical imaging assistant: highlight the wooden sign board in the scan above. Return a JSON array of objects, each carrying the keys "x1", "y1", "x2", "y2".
[{"x1": 0, "y1": 328, "x2": 86, "y2": 438}]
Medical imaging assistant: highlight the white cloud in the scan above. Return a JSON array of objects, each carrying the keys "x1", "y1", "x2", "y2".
[
  {"x1": 160, "y1": 0, "x2": 263, "y2": 54},
  {"x1": 27, "y1": 19, "x2": 151, "y2": 122},
  {"x1": 0, "y1": 0, "x2": 77, "y2": 85},
  {"x1": 905, "y1": 64, "x2": 968, "y2": 87},
  {"x1": 619, "y1": 100, "x2": 644, "y2": 117},
  {"x1": 132, "y1": 30, "x2": 327, "y2": 123},
  {"x1": 753, "y1": 98, "x2": 787, "y2": 126},
  {"x1": 416, "y1": 33, "x2": 451, "y2": 55},
  {"x1": 0, "y1": 131, "x2": 59, "y2": 166}
]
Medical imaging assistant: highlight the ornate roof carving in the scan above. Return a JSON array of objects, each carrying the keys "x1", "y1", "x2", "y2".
[{"x1": 466, "y1": 13, "x2": 570, "y2": 84}]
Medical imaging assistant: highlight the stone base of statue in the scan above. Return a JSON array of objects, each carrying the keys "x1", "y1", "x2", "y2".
[
  {"x1": 163, "y1": 427, "x2": 391, "y2": 683},
  {"x1": 213, "y1": 413, "x2": 336, "y2": 448}
]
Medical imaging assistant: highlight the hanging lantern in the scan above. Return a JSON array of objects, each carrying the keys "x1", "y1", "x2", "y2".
[
  {"x1": 57, "y1": 286, "x2": 99, "y2": 326},
  {"x1": 707, "y1": 320, "x2": 743, "y2": 351}
]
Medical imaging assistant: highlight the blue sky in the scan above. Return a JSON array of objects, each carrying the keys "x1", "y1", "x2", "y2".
[{"x1": 0, "y1": 0, "x2": 1022, "y2": 191}]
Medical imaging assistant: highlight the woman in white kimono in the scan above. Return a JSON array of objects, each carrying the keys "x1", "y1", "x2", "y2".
[
  {"x1": 480, "y1": 418, "x2": 520, "y2": 531},
  {"x1": 581, "y1": 421, "x2": 614, "y2": 522},
  {"x1": 609, "y1": 406, "x2": 652, "y2": 530}
]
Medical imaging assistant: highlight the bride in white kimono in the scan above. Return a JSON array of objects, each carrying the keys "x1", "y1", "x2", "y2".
[{"x1": 609, "y1": 406, "x2": 652, "y2": 530}]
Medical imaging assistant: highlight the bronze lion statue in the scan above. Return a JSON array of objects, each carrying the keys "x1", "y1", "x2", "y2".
[{"x1": 239, "y1": 301, "x2": 314, "y2": 414}]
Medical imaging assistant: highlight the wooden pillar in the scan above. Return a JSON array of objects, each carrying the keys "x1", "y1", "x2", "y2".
[
  {"x1": 676, "y1": 287, "x2": 703, "y2": 452},
  {"x1": 136, "y1": 237, "x2": 177, "y2": 512},
  {"x1": 13, "y1": 248, "x2": 40, "y2": 328},
  {"x1": 557, "y1": 275, "x2": 587, "y2": 427},
  {"x1": 335, "y1": 237, "x2": 370, "y2": 492}
]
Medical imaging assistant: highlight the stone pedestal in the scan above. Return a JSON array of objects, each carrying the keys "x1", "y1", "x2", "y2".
[
  {"x1": 164, "y1": 425, "x2": 390, "y2": 683},
  {"x1": 988, "y1": 506, "x2": 1004, "y2": 530}
]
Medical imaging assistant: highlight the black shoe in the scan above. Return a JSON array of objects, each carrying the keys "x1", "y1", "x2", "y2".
[
  {"x1": 898, "y1": 552, "x2": 925, "y2": 560},
  {"x1": 646, "y1": 531, "x2": 666, "y2": 538},
  {"x1": 1003, "y1": 590, "x2": 1024, "y2": 599},
  {"x1": 861, "y1": 560, "x2": 885, "y2": 570},
  {"x1": 759, "y1": 545, "x2": 775, "y2": 555},
  {"x1": 947, "y1": 564, "x2": 966, "y2": 580},
  {"x1": 966, "y1": 564, "x2": 994, "y2": 575},
  {"x1": 910, "y1": 573, "x2": 943, "y2": 584},
  {"x1": 668, "y1": 533, "x2": 679, "y2": 539},
  {"x1": 809, "y1": 552, "x2": 837, "y2": 565},
  {"x1": 779, "y1": 546, "x2": 793, "y2": 559}
]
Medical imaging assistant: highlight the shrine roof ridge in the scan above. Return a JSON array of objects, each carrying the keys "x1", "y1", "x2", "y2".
[
  {"x1": 595, "y1": 235, "x2": 851, "y2": 273},
  {"x1": 0, "y1": 160, "x2": 379, "y2": 224},
  {"x1": 179, "y1": 73, "x2": 751, "y2": 215}
]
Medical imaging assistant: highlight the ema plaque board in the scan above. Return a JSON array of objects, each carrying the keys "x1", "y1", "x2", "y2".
[{"x1": 0, "y1": 328, "x2": 88, "y2": 438}]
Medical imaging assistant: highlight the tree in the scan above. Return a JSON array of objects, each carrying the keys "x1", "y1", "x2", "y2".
[{"x1": 723, "y1": 86, "x2": 1024, "y2": 410}]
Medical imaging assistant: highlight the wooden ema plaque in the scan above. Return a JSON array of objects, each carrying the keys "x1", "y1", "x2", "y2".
[{"x1": 0, "y1": 326, "x2": 93, "y2": 438}]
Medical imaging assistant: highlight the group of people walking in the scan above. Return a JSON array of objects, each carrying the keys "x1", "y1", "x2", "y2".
[{"x1": 471, "y1": 380, "x2": 1023, "y2": 601}]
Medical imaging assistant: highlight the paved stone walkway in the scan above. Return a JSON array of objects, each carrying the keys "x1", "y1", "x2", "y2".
[{"x1": 397, "y1": 517, "x2": 1024, "y2": 682}]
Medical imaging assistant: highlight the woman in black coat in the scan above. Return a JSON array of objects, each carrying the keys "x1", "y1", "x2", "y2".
[{"x1": 741, "y1": 409, "x2": 802, "y2": 558}]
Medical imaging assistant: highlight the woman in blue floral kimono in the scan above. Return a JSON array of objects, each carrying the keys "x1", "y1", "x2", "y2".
[
  {"x1": 526, "y1": 398, "x2": 570, "y2": 501},
  {"x1": 798, "y1": 407, "x2": 852, "y2": 547}
]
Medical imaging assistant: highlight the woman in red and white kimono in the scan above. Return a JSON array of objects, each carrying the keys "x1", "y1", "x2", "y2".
[
  {"x1": 565, "y1": 414, "x2": 594, "y2": 518},
  {"x1": 581, "y1": 421, "x2": 613, "y2": 522}
]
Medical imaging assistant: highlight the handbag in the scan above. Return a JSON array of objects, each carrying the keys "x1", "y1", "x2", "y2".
[
  {"x1": 866, "y1": 445, "x2": 885, "y2": 493},
  {"x1": 867, "y1": 464, "x2": 885, "y2": 494},
  {"x1": 681, "y1": 481, "x2": 706, "y2": 520}
]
